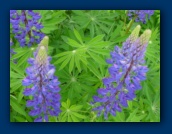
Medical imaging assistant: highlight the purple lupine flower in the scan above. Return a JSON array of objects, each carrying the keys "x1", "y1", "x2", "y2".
[
  {"x1": 91, "y1": 25, "x2": 151, "y2": 119},
  {"x1": 10, "y1": 39, "x2": 16, "y2": 57},
  {"x1": 128, "y1": 10, "x2": 154, "y2": 23},
  {"x1": 22, "y1": 36, "x2": 61, "y2": 122},
  {"x1": 10, "y1": 10, "x2": 44, "y2": 47}
]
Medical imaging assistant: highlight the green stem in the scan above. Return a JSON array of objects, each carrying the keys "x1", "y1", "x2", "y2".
[
  {"x1": 124, "y1": 10, "x2": 128, "y2": 30},
  {"x1": 125, "y1": 15, "x2": 137, "y2": 34}
]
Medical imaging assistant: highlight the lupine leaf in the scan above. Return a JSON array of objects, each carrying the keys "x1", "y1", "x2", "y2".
[
  {"x1": 69, "y1": 55, "x2": 75, "y2": 73},
  {"x1": 10, "y1": 97, "x2": 26, "y2": 117},
  {"x1": 87, "y1": 51, "x2": 106, "y2": 65},
  {"x1": 67, "y1": 38, "x2": 82, "y2": 48},
  {"x1": 88, "y1": 34, "x2": 105, "y2": 45},
  {"x1": 126, "y1": 108, "x2": 138, "y2": 122},
  {"x1": 73, "y1": 29, "x2": 83, "y2": 44},
  {"x1": 71, "y1": 112, "x2": 86, "y2": 119},
  {"x1": 10, "y1": 62, "x2": 25, "y2": 76}
]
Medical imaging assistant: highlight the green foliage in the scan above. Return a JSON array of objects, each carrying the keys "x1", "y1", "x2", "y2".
[
  {"x1": 58, "y1": 99, "x2": 86, "y2": 122},
  {"x1": 38, "y1": 10, "x2": 66, "y2": 34},
  {"x1": 53, "y1": 29, "x2": 112, "y2": 73},
  {"x1": 10, "y1": 10, "x2": 160, "y2": 122}
]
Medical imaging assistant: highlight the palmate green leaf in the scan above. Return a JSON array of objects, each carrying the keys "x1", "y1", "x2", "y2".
[
  {"x1": 129, "y1": 114, "x2": 147, "y2": 122},
  {"x1": 94, "y1": 23, "x2": 102, "y2": 35},
  {"x1": 16, "y1": 52, "x2": 32, "y2": 67},
  {"x1": 10, "y1": 71, "x2": 24, "y2": 79},
  {"x1": 69, "y1": 55, "x2": 75, "y2": 73},
  {"x1": 73, "y1": 29, "x2": 83, "y2": 44},
  {"x1": 67, "y1": 38, "x2": 82, "y2": 48},
  {"x1": 70, "y1": 114, "x2": 80, "y2": 122},
  {"x1": 55, "y1": 29, "x2": 111, "y2": 73},
  {"x1": 10, "y1": 96, "x2": 26, "y2": 117},
  {"x1": 67, "y1": 115, "x2": 73, "y2": 122},
  {"x1": 13, "y1": 116, "x2": 27, "y2": 122},
  {"x1": 13, "y1": 116, "x2": 26, "y2": 122},
  {"x1": 71, "y1": 112, "x2": 86, "y2": 119},
  {"x1": 87, "y1": 51, "x2": 106, "y2": 65},
  {"x1": 67, "y1": 99, "x2": 71, "y2": 107},
  {"x1": 67, "y1": 87, "x2": 75, "y2": 99},
  {"x1": 75, "y1": 55, "x2": 81, "y2": 72},
  {"x1": 10, "y1": 80, "x2": 22, "y2": 88},
  {"x1": 39, "y1": 10, "x2": 66, "y2": 34},
  {"x1": 88, "y1": 34, "x2": 105, "y2": 45},
  {"x1": 88, "y1": 41, "x2": 111, "y2": 48},
  {"x1": 95, "y1": 21, "x2": 110, "y2": 34},
  {"x1": 72, "y1": 10, "x2": 114, "y2": 37},
  {"x1": 110, "y1": 111, "x2": 125, "y2": 122},
  {"x1": 10, "y1": 80, "x2": 22, "y2": 93},
  {"x1": 58, "y1": 55, "x2": 72, "y2": 70},
  {"x1": 78, "y1": 53, "x2": 88, "y2": 65},
  {"x1": 112, "y1": 34, "x2": 130, "y2": 44},
  {"x1": 10, "y1": 60, "x2": 25, "y2": 93},
  {"x1": 69, "y1": 82, "x2": 87, "y2": 100},
  {"x1": 53, "y1": 51, "x2": 71, "y2": 58},
  {"x1": 143, "y1": 81, "x2": 153, "y2": 103},
  {"x1": 11, "y1": 48, "x2": 30, "y2": 60},
  {"x1": 58, "y1": 68, "x2": 88, "y2": 101},
  {"x1": 89, "y1": 48, "x2": 109, "y2": 55},
  {"x1": 17, "y1": 87, "x2": 24, "y2": 103},
  {"x1": 90, "y1": 22, "x2": 94, "y2": 38},
  {"x1": 78, "y1": 73, "x2": 98, "y2": 83},
  {"x1": 61, "y1": 102, "x2": 68, "y2": 109},
  {"x1": 70, "y1": 105, "x2": 83, "y2": 111},
  {"x1": 54, "y1": 48, "x2": 88, "y2": 73},
  {"x1": 86, "y1": 35, "x2": 111, "y2": 58},
  {"x1": 107, "y1": 22, "x2": 116, "y2": 36},
  {"x1": 57, "y1": 50, "x2": 87, "y2": 72},
  {"x1": 87, "y1": 60, "x2": 102, "y2": 79},
  {"x1": 61, "y1": 36, "x2": 82, "y2": 48},
  {"x1": 110, "y1": 24, "x2": 123, "y2": 40},
  {"x1": 11, "y1": 47, "x2": 36, "y2": 68},
  {"x1": 10, "y1": 62, "x2": 25, "y2": 77},
  {"x1": 53, "y1": 54, "x2": 69, "y2": 65},
  {"x1": 10, "y1": 83, "x2": 22, "y2": 93},
  {"x1": 60, "y1": 99, "x2": 86, "y2": 122},
  {"x1": 126, "y1": 108, "x2": 138, "y2": 122},
  {"x1": 145, "y1": 29, "x2": 160, "y2": 65}
]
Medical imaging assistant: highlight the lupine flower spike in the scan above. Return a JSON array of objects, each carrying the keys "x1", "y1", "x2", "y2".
[
  {"x1": 128, "y1": 10, "x2": 154, "y2": 23},
  {"x1": 10, "y1": 10, "x2": 45, "y2": 47},
  {"x1": 91, "y1": 25, "x2": 151, "y2": 119},
  {"x1": 22, "y1": 36, "x2": 61, "y2": 122}
]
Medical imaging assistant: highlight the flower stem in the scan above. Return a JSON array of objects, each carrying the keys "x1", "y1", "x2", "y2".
[{"x1": 125, "y1": 15, "x2": 137, "y2": 34}]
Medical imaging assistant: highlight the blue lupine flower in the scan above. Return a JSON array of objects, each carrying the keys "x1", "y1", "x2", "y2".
[
  {"x1": 128, "y1": 10, "x2": 154, "y2": 23},
  {"x1": 10, "y1": 10, "x2": 44, "y2": 47},
  {"x1": 22, "y1": 36, "x2": 61, "y2": 122},
  {"x1": 91, "y1": 25, "x2": 151, "y2": 119}
]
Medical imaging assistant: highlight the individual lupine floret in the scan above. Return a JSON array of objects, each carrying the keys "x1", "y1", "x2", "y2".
[
  {"x1": 91, "y1": 26, "x2": 151, "y2": 119},
  {"x1": 22, "y1": 36, "x2": 61, "y2": 122},
  {"x1": 128, "y1": 10, "x2": 154, "y2": 23},
  {"x1": 10, "y1": 10, "x2": 44, "y2": 47}
]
